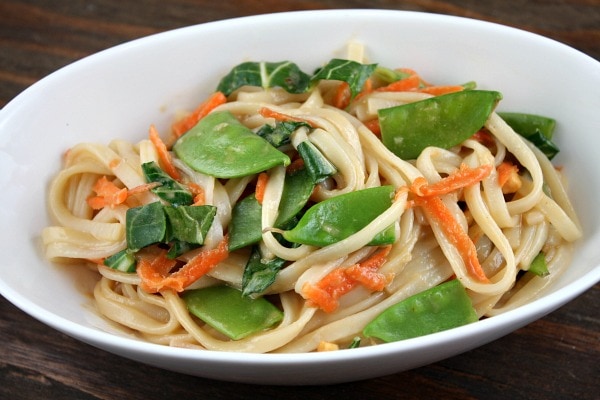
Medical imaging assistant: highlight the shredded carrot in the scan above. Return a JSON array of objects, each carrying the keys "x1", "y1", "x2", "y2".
[
  {"x1": 410, "y1": 164, "x2": 493, "y2": 197},
  {"x1": 87, "y1": 176, "x2": 128, "y2": 210},
  {"x1": 171, "y1": 91, "x2": 227, "y2": 138},
  {"x1": 187, "y1": 182, "x2": 206, "y2": 205},
  {"x1": 345, "y1": 245, "x2": 393, "y2": 291},
  {"x1": 259, "y1": 107, "x2": 317, "y2": 128},
  {"x1": 471, "y1": 129, "x2": 496, "y2": 147},
  {"x1": 286, "y1": 157, "x2": 305, "y2": 174},
  {"x1": 149, "y1": 124, "x2": 181, "y2": 181},
  {"x1": 376, "y1": 73, "x2": 421, "y2": 92},
  {"x1": 302, "y1": 246, "x2": 392, "y2": 312},
  {"x1": 255, "y1": 172, "x2": 269, "y2": 205},
  {"x1": 497, "y1": 161, "x2": 519, "y2": 187},
  {"x1": 363, "y1": 118, "x2": 381, "y2": 136},
  {"x1": 137, "y1": 250, "x2": 179, "y2": 293},
  {"x1": 332, "y1": 81, "x2": 351, "y2": 109},
  {"x1": 302, "y1": 269, "x2": 355, "y2": 313},
  {"x1": 127, "y1": 182, "x2": 161, "y2": 197},
  {"x1": 414, "y1": 195, "x2": 489, "y2": 283},
  {"x1": 138, "y1": 237, "x2": 229, "y2": 293},
  {"x1": 419, "y1": 85, "x2": 465, "y2": 96}
]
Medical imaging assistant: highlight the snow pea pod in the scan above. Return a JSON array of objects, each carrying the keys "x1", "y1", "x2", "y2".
[
  {"x1": 228, "y1": 168, "x2": 315, "y2": 251},
  {"x1": 379, "y1": 90, "x2": 502, "y2": 160},
  {"x1": 183, "y1": 285, "x2": 283, "y2": 340},
  {"x1": 498, "y1": 112, "x2": 559, "y2": 159},
  {"x1": 363, "y1": 279, "x2": 478, "y2": 342},
  {"x1": 282, "y1": 185, "x2": 396, "y2": 246},
  {"x1": 173, "y1": 111, "x2": 290, "y2": 178}
]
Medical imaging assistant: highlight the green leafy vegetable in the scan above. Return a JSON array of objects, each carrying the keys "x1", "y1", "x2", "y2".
[
  {"x1": 216, "y1": 61, "x2": 311, "y2": 96},
  {"x1": 163, "y1": 205, "x2": 217, "y2": 244},
  {"x1": 311, "y1": 58, "x2": 377, "y2": 97},
  {"x1": 183, "y1": 285, "x2": 283, "y2": 340},
  {"x1": 363, "y1": 279, "x2": 478, "y2": 342},
  {"x1": 215, "y1": 58, "x2": 376, "y2": 98},
  {"x1": 173, "y1": 111, "x2": 291, "y2": 178},
  {"x1": 256, "y1": 121, "x2": 311, "y2": 148},
  {"x1": 125, "y1": 202, "x2": 216, "y2": 254},
  {"x1": 379, "y1": 90, "x2": 502, "y2": 160},
  {"x1": 126, "y1": 202, "x2": 167, "y2": 252},
  {"x1": 242, "y1": 246, "x2": 287, "y2": 297},
  {"x1": 141, "y1": 161, "x2": 193, "y2": 206},
  {"x1": 296, "y1": 140, "x2": 337, "y2": 183},
  {"x1": 103, "y1": 249, "x2": 136, "y2": 273},
  {"x1": 282, "y1": 185, "x2": 396, "y2": 246}
]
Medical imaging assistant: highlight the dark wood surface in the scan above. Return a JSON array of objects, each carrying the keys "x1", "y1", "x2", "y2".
[{"x1": 1, "y1": 1, "x2": 598, "y2": 399}]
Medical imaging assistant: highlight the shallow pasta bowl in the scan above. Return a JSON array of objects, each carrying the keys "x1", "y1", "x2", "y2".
[{"x1": 1, "y1": 9, "x2": 599, "y2": 385}]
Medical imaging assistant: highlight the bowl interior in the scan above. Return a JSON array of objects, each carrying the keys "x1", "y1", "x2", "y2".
[{"x1": 1, "y1": 9, "x2": 599, "y2": 384}]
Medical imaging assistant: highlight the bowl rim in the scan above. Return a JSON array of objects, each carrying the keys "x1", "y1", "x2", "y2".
[{"x1": 1, "y1": 8, "x2": 599, "y2": 367}]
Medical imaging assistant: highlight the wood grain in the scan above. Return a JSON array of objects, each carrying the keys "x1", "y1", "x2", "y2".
[{"x1": 1, "y1": 1, "x2": 599, "y2": 398}]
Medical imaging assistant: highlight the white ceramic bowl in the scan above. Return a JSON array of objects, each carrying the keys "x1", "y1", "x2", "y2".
[{"x1": 1, "y1": 9, "x2": 599, "y2": 385}]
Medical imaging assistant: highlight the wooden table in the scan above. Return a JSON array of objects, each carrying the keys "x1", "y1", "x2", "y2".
[{"x1": 1, "y1": 1, "x2": 598, "y2": 399}]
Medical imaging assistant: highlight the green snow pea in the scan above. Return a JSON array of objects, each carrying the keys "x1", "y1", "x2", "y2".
[
  {"x1": 274, "y1": 167, "x2": 315, "y2": 227},
  {"x1": 363, "y1": 279, "x2": 478, "y2": 342},
  {"x1": 282, "y1": 185, "x2": 396, "y2": 247},
  {"x1": 498, "y1": 112, "x2": 559, "y2": 159},
  {"x1": 228, "y1": 194, "x2": 263, "y2": 251},
  {"x1": 228, "y1": 168, "x2": 316, "y2": 251},
  {"x1": 379, "y1": 90, "x2": 502, "y2": 160},
  {"x1": 183, "y1": 285, "x2": 283, "y2": 340},
  {"x1": 173, "y1": 111, "x2": 290, "y2": 178}
]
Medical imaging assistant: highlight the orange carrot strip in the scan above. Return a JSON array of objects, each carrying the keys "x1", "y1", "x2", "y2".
[
  {"x1": 471, "y1": 129, "x2": 496, "y2": 147},
  {"x1": 411, "y1": 164, "x2": 493, "y2": 197},
  {"x1": 302, "y1": 269, "x2": 355, "y2": 313},
  {"x1": 497, "y1": 161, "x2": 519, "y2": 188},
  {"x1": 345, "y1": 246, "x2": 392, "y2": 291},
  {"x1": 165, "y1": 236, "x2": 229, "y2": 291},
  {"x1": 363, "y1": 118, "x2": 381, "y2": 136},
  {"x1": 172, "y1": 91, "x2": 227, "y2": 137},
  {"x1": 286, "y1": 157, "x2": 305, "y2": 174},
  {"x1": 187, "y1": 182, "x2": 206, "y2": 206},
  {"x1": 303, "y1": 246, "x2": 392, "y2": 312},
  {"x1": 149, "y1": 124, "x2": 181, "y2": 181},
  {"x1": 255, "y1": 172, "x2": 269, "y2": 205},
  {"x1": 376, "y1": 73, "x2": 421, "y2": 92},
  {"x1": 419, "y1": 85, "x2": 465, "y2": 96},
  {"x1": 87, "y1": 176, "x2": 128, "y2": 210},
  {"x1": 259, "y1": 107, "x2": 318, "y2": 128},
  {"x1": 126, "y1": 182, "x2": 161, "y2": 196},
  {"x1": 137, "y1": 250, "x2": 179, "y2": 293},
  {"x1": 138, "y1": 237, "x2": 229, "y2": 293},
  {"x1": 415, "y1": 195, "x2": 489, "y2": 283},
  {"x1": 332, "y1": 81, "x2": 351, "y2": 109}
]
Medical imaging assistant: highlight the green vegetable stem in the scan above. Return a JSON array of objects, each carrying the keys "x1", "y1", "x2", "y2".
[{"x1": 363, "y1": 279, "x2": 478, "y2": 342}]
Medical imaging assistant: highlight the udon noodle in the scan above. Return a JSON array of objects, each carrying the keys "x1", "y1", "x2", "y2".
[{"x1": 42, "y1": 44, "x2": 581, "y2": 353}]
